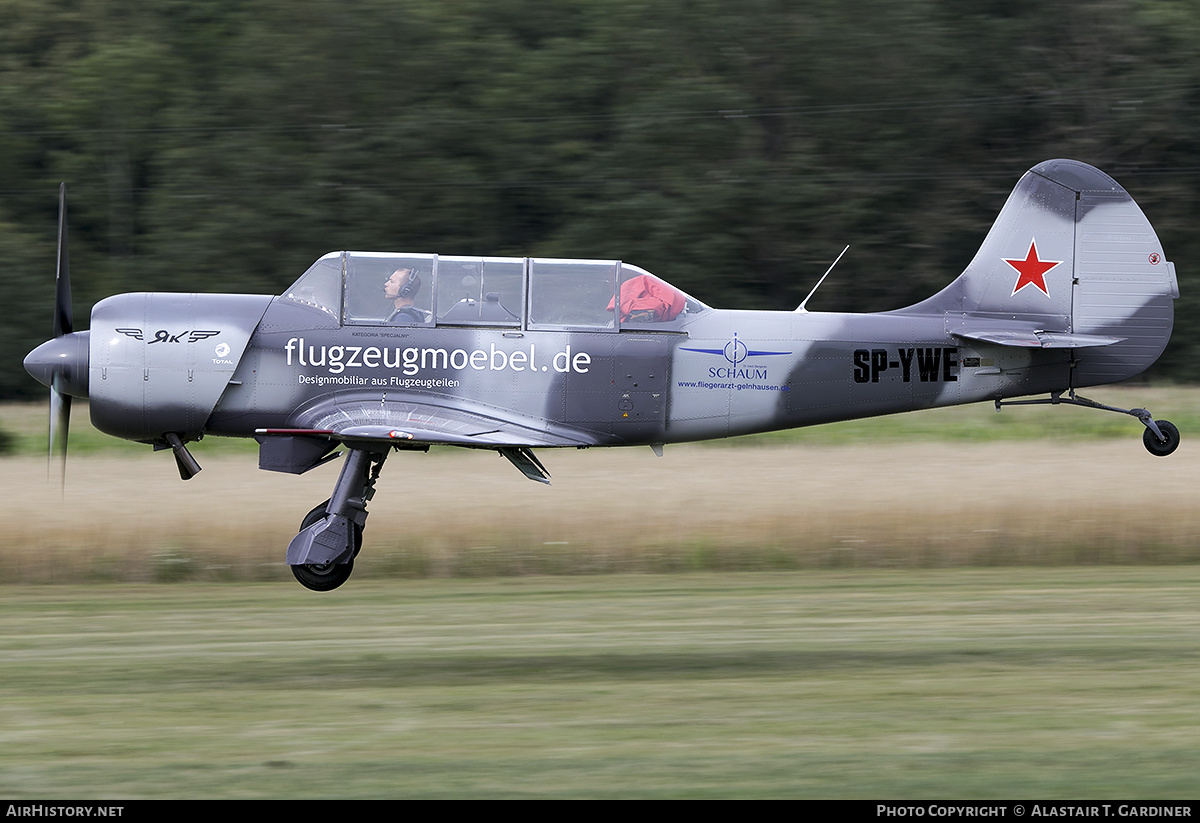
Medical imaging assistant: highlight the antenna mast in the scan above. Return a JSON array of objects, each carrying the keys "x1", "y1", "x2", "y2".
[{"x1": 796, "y1": 245, "x2": 850, "y2": 312}]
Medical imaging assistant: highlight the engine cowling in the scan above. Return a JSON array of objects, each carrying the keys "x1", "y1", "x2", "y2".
[{"x1": 88, "y1": 293, "x2": 272, "y2": 444}]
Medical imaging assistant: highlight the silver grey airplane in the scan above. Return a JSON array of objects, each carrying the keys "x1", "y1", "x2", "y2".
[{"x1": 25, "y1": 159, "x2": 1181, "y2": 591}]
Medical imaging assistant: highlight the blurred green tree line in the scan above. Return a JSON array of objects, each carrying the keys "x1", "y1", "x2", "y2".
[{"x1": 3, "y1": 0, "x2": 1199, "y2": 398}]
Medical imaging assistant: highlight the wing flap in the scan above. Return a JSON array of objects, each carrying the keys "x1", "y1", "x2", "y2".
[{"x1": 499, "y1": 447, "x2": 552, "y2": 484}]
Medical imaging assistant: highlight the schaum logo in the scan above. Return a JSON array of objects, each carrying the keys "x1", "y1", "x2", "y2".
[{"x1": 682, "y1": 332, "x2": 790, "y2": 379}]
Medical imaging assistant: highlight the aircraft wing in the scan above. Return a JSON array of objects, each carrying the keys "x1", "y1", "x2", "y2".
[
  {"x1": 261, "y1": 395, "x2": 595, "y2": 448},
  {"x1": 255, "y1": 395, "x2": 598, "y2": 483}
]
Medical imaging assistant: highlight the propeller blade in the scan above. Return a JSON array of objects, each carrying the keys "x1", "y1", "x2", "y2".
[
  {"x1": 49, "y1": 373, "x2": 71, "y2": 489},
  {"x1": 48, "y1": 183, "x2": 74, "y2": 490},
  {"x1": 53, "y1": 183, "x2": 72, "y2": 339}
]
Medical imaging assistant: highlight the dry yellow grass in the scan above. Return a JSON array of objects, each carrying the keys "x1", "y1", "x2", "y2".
[{"x1": 3, "y1": 437, "x2": 1198, "y2": 582}]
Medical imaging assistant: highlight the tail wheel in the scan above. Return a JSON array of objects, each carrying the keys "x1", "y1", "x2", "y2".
[{"x1": 1143, "y1": 420, "x2": 1180, "y2": 457}]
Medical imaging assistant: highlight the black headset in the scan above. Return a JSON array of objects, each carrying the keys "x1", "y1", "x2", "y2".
[{"x1": 398, "y1": 268, "x2": 421, "y2": 299}]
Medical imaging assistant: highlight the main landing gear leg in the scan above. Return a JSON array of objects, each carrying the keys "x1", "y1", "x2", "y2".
[
  {"x1": 287, "y1": 446, "x2": 388, "y2": 591},
  {"x1": 995, "y1": 389, "x2": 1180, "y2": 457}
]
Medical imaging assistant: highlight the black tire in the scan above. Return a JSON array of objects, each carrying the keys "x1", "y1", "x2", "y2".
[
  {"x1": 1143, "y1": 420, "x2": 1180, "y2": 457},
  {"x1": 290, "y1": 499, "x2": 362, "y2": 592},
  {"x1": 291, "y1": 558, "x2": 354, "y2": 592},
  {"x1": 301, "y1": 500, "x2": 332, "y2": 530}
]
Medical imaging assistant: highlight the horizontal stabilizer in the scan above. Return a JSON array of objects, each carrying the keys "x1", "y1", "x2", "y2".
[{"x1": 954, "y1": 329, "x2": 1124, "y2": 349}]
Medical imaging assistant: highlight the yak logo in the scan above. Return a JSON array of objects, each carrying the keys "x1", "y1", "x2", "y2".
[{"x1": 116, "y1": 328, "x2": 222, "y2": 344}]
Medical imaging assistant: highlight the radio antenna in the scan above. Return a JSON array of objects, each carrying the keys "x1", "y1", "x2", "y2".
[{"x1": 796, "y1": 245, "x2": 850, "y2": 312}]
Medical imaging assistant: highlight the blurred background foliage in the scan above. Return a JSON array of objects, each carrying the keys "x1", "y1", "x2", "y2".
[{"x1": 3, "y1": 0, "x2": 1200, "y2": 398}]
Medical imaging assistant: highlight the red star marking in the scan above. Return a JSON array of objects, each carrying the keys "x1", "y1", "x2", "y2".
[{"x1": 1004, "y1": 239, "x2": 1061, "y2": 297}]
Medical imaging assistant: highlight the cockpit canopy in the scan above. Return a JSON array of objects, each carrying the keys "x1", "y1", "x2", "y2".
[{"x1": 281, "y1": 252, "x2": 708, "y2": 331}]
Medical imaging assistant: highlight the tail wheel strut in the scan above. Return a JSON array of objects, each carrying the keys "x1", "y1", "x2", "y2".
[{"x1": 995, "y1": 389, "x2": 1180, "y2": 457}]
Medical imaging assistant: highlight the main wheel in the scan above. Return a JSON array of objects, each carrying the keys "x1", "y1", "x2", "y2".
[
  {"x1": 291, "y1": 557, "x2": 354, "y2": 592},
  {"x1": 290, "y1": 499, "x2": 363, "y2": 592},
  {"x1": 1143, "y1": 420, "x2": 1180, "y2": 457},
  {"x1": 298, "y1": 500, "x2": 363, "y2": 557},
  {"x1": 300, "y1": 500, "x2": 331, "y2": 530}
]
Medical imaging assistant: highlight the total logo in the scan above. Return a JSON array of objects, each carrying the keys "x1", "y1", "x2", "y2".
[{"x1": 212, "y1": 341, "x2": 234, "y2": 364}]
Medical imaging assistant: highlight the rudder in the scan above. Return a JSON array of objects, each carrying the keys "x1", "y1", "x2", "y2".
[{"x1": 1062, "y1": 161, "x2": 1177, "y2": 385}]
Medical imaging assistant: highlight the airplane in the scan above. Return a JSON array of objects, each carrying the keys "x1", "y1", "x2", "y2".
[{"x1": 24, "y1": 159, "x2": 1181, "y2": 591}]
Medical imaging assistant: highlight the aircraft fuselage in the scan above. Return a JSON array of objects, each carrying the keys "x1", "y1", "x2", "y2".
[{"x1": 194, "y1": 298, "x2": 1068, "y2": 449}]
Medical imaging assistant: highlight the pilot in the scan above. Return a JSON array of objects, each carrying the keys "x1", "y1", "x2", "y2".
[{"x1": 383, "y1": 268, "x2": 429, "y2": 324}]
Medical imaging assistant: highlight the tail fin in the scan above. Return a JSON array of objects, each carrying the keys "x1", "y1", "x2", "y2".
[{"x1": 903, "y1": 159, "x2": 1177, "y2": 386}]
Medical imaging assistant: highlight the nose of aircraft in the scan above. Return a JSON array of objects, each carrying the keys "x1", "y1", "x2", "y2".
[{"x1": 24, "y1": 331, "x2": 90, "y2": 397}]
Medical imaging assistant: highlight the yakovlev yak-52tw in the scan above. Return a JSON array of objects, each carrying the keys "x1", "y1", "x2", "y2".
[{"x1": 25, "y1": 159, "x2": 1182, "y2": 590}]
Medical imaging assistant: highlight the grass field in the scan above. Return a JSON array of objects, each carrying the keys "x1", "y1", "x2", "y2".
[
  {"x1": 2, "y1": 386, "x2": 1199, "y2": 582},
  {"x1": 1, "y1": 390, "x2": 1197, "y2": 797},
  {"x1": 1, "y1": 570, "x2": 1198, "y2": 798}
]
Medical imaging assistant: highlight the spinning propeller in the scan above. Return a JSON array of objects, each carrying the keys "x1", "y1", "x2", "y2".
[
  {"x1": 51, "y1": 183, "x2": 72, "y2": 482},
  {"x1": 23, "y1": 184, "x2": 91, "y2": 487}
]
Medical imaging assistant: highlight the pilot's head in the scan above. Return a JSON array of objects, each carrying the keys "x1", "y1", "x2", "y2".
[{"x1": 384, "y1": 268, "x2": 420, "y2": 303}]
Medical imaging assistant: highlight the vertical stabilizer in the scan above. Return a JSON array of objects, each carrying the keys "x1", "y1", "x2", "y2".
[{"x1": 900, "y1": 159, "x2": 1175, "y2": 387}]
